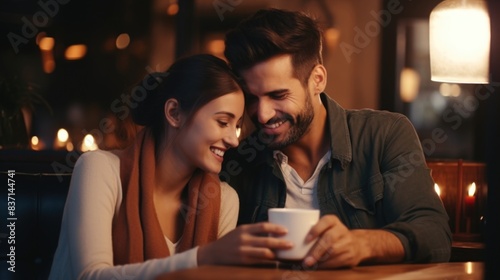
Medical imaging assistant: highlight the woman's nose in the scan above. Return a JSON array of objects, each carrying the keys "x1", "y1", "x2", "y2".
[{"x1": 224, "y1": 127, "x2": 240, "y2": 148}]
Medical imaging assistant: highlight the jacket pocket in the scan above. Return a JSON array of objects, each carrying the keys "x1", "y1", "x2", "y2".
[{"x1": 340, "y1": 173, "x2": 384, "y2": 227}]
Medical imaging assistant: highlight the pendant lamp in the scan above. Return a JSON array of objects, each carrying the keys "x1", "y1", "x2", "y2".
[{"x1": 429, "y1": 0, "x2": 490, "y2": 84}]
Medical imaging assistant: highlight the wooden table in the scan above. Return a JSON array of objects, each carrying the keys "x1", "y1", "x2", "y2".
[
  {"x1": 451, "y1": 241, "x2": 485, "y2": 262},
  {"x1": 157, "y1": 262, "x2": 483, "y2": 280}
]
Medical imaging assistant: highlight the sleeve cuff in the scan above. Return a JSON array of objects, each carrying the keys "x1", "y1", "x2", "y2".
[
  {"x1": 382, "y1": 229, "x2": 413, "y2": 262},
  {"x1": 170, "y1": 246, "x2": 199, "y2": 270}
]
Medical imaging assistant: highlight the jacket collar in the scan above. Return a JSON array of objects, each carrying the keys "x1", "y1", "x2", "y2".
[{"x1": 320, "y1": 93, "x2": 352, "y2": 169}]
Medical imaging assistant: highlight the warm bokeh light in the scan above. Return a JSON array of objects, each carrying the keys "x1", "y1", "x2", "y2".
[
  {"x1": 81, "y1": 134, "x2": 99, "y2": 152},
  {"x1": 434, "y1": 183, "x2": 441, "y2": 197},
  {"x1": 54, "y1": 128, "x2": 71, "y2": 150},
  {"x1": 40, "y1": 37, "x2": 56, "y2": 73},
  {"x1": 39, "y1": 37, "x2": 55, "y2": 51},
  {"x1": 324, "y1": 27, "x2": 341, "y2": 48},
  {"x1": 468, "y1": 182, "x2": 476, "y2": 197},
  {"x1": 66, "y1": 142, "x2": 74, "y2": 152},
  {"x1": 400, "y1": 68, "x2": 420, "y2": 102},
  {"x1": 43, "y1": 59, "x2": 56, "y2": 74},
  {"x1": 116, "y1": 33, "x2": 130, "y2": 50},
  {"x1": 167, "y1": 3, "x2": 179, "y2": 15},
  {"x1": 439, "y1": 83, "x2": 461, "y2": 97},
  {"x1": 65, "y1": 44, "x2": 87, "y2": 60},
  {"x1": 466, "y1": 261, "x2": 473, "y2": 274},
  {"x1": 57, "y1": 128, "x2": 69, "y2": 142},
  {"x1": 207, "y1": 39, "x2": 225, "y2": 56},
  {"x1": 31, "y1": 136, "x2": 42, "y2": 150},
  {"x1": 84, "y1": 134, "x2": 94, "y2": 145}
]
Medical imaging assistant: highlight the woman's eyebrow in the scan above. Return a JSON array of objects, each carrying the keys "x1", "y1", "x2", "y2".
[{"x1": 214, "y1": 111, "x2": 236, "y2": 118}]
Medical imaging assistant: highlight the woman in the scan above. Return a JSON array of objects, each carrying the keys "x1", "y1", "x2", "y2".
[{"x1": 49, "y1": 54, "x2": 292, "y2": 280}]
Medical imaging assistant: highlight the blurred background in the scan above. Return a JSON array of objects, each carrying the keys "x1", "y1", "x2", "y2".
[{"x1": 0, "y1": 0, "x2": 496, "y2": 162}]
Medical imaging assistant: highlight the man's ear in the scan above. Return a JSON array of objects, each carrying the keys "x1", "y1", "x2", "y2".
[
  {"x1": 310, "y1": 64, "x2": 327, "y2": 94},
  {"x1": 164, "y1": 98, "x2": 183, "y2": 128}
]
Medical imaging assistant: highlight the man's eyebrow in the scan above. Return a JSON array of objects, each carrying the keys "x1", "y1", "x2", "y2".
[
  {"x1": 244, "y1": 88, "x2": 289, "y2": 99},
  {"x1": 264, "y1": 89, "x2": 289, "y2": 96}
]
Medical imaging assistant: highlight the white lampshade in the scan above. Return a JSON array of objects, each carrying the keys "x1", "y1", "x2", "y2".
[{"x1": 429, "y1": 0, "x2": 490, "y2": 84}]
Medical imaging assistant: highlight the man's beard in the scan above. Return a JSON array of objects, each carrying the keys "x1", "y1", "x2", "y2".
[{"x1": 254, "y1": 92, "x2": 314, "y2": 150}]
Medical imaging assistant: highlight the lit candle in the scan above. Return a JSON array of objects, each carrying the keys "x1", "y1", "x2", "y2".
[{"x1": 464, "y1": 182, "x2": 476, "y2": 218}]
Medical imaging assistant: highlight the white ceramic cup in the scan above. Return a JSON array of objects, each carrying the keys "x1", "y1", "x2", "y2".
[{"x1": 268, "y1": 208, "x2": 320, "y2": 261}]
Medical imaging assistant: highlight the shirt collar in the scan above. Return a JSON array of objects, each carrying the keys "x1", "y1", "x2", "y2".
[{"x1": 273, "y1": 150, "x2": 288, "y2": 165}]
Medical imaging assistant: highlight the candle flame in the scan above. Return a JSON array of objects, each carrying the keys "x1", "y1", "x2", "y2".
[
  {"x1": 434, "y1": 183, "x2": 441, "y2": 197},
  {"x1": 468, "y1": 183, "x2": 476, "y2": 197}
]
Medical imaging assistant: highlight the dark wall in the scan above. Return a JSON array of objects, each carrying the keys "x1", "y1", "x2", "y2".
[{"x1": 485, "y1": 2, "x2": 500, "y2": 279}]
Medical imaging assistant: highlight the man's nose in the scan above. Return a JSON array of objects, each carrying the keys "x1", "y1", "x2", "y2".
[{"x1": 256, "y1": 100, "x2": 275, "y2": 124}]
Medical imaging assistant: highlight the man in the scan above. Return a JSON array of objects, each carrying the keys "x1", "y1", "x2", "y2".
[{"x1": 221, "y1": 8, "x2": 451, "y2": 268}]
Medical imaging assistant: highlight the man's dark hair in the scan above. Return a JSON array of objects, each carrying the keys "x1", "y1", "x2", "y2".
[{"x1": 224, "y1": 8, "x2": 323, "y2": 86}]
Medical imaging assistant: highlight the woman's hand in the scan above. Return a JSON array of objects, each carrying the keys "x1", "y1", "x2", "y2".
[{"x1": 198, "y1": 222, "x2": 293, "y2": 266}]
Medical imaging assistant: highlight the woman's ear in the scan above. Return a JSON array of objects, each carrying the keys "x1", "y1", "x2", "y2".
[{"x1": 164, "y1": 98, "x2": 183, "y2": 128}]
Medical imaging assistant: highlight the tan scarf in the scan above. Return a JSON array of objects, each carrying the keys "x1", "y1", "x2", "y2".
[{"x1": 111, "y1": 128, "x2": 221, "y2": 265}]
